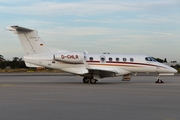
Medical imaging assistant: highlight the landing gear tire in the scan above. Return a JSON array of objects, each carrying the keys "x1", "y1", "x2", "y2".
[
  {"x1": 90, "y1": 79, "x2": 97, "y2": 84},
  {"x1": 160, "y1": 80, "x2": 164, "y2": 83},
  {"x1": 155, "y1": 75, "x2": 164, "y2": 83},
  {"x1": 83, "y1": 77, "x2": 90, "y2": 83},
  {"x1": 155, "y1": 79, "x2": 159, "y2": 83},
  {"x1": 155, "y1": 79, "x2": 164, "y2": 83}
]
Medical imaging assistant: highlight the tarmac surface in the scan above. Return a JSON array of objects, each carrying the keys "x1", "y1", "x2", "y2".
[{"x1": 0, "y1": 73, "x2": 180, "y2": 120}]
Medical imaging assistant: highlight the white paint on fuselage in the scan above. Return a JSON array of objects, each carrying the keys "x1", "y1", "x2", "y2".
[{"x1": 24, "y1": 53, "x2": 177, "y2": 75}]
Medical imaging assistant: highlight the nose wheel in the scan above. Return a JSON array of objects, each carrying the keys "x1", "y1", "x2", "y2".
[{"x1": 155, "y1": 75, "x2": 164, "y2": 83}]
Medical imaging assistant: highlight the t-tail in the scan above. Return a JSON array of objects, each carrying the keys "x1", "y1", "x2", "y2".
[
  {"x1": 7, "y1": 26, "x2": 67, "y2": 55},
  {"x1": 7, "y1": 25, "x2": 67, "y2": 67},
  {"x1": 7, "y1": 26, "x2": 51, "y2": 55}
]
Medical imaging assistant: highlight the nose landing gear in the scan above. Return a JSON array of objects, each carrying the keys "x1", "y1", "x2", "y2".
[{"x1": 155, "y1": 75, "x2": 164, "y2": 83}]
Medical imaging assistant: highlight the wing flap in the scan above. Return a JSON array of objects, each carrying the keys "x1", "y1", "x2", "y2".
[
  {"x1": 87, "y1": 67, "x2": 131, "y2": 78},
  {"x1": 88, "y1": 68, "x2": 119, "y2": 74}
]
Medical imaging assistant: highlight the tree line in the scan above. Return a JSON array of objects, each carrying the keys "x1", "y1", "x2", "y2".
[{"x1": 0, "y1": 55, "x2": 26, "y2": 69}]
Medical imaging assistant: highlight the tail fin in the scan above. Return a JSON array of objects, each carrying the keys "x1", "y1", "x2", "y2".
[{"x1": 7, "y1": 26, "x2": 50, "y2": 55}]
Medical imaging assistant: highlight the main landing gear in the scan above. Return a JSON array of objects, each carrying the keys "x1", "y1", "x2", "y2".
[
  {"x1": 155, "y1": 75, "x2": 164, "y2": 83},
  {"x1": 83, "y1": 77, "x2": 97, "y2": 84}
]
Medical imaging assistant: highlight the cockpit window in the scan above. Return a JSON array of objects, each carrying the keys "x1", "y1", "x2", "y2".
[
  {"x1": 145, "y1": 57, "x2": 151, "y2": 61},
  {"x1": 145, "y1": 57, "x2": 157, "y2": 62},
  {"x1": 150, "y1": 57, "x2": 157, "y2": 62}
]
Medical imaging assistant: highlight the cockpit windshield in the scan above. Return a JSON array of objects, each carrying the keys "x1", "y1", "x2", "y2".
[{"x1": 145, "y1": 57, "x2": 157, "y2": 62}]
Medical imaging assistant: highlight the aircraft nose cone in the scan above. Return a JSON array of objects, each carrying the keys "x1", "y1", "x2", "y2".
[{"x1": 170, "y1": 68, "x2": 178, "y2": 73}]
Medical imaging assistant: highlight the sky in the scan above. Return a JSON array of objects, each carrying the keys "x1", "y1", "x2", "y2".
[{"x1": 0, "y1": 0, "x2": 180, "y2": 62}]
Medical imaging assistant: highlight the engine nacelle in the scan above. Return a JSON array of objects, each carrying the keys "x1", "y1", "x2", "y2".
[{"x1": 54, "y1": 52, "x2": 84, "y2": 64}]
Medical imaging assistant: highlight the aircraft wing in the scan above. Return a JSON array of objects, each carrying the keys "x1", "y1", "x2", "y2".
[
  {"x1": 87, "y1": 67, "x2": 131, "y2": 79},
  {"x1": 83, "y1": 59, "x2": 131, "y2": 78}
]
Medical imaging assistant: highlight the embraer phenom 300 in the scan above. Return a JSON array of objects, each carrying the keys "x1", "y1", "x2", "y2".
[{"x1": 7, "y1": 26, "x2": 177, "y2": 84}]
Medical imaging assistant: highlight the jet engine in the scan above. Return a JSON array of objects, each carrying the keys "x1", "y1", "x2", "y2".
[{"x1": 54, "y1": 52, "x2": 84, "y2": 64}]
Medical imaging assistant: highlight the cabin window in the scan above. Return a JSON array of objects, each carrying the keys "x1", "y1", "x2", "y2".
[
  {"x1": 89, "y1": 57, "x2": 93, "y2": 61},
  {"x1": 130, "y1": 58, "x2": 134, "y2": 62},
  {"x1": 100, "y1": 55, "x2": 106, "y2": 63},
  {"x1": 116, "y1": 58, "x2": 119, "y2": 62},
  {"x1": 101, "y1": 57, "x2": 105, "y2": 62},
  {"x1": 123, "y1": 58, "x2": 127, "y2": 62},
  {"x1": 109, "y1": 57, "x2": 113, "y2": 62}
]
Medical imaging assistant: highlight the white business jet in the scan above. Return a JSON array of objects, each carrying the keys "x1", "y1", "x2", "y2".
[{"x1": 7, "y1": 26, "x2": 177, "y2": 84}]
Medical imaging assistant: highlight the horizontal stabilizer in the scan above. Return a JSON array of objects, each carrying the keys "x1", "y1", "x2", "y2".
[{"x1": 7, "y1": 26, "x2": 33, "y2": 32}]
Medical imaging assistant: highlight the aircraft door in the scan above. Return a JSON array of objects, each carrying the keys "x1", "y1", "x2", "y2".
[{"x1": 100, "y1": 55, "x2": 106, "y2": 63}]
